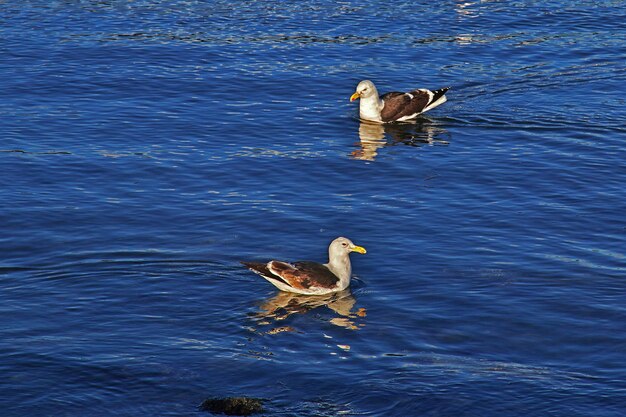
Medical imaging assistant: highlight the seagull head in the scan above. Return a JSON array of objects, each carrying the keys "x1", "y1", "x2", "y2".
[
  {"x1": 330, "y1": 237, "x2": 367, "y2": 255},
  {"x1": 350, "y1": 80, "x2": 377, "y2": 101}
]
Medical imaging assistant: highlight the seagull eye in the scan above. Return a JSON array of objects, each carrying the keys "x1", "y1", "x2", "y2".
[{"x1": 341, "y1": 243, "x2": 348, "y2": 247}]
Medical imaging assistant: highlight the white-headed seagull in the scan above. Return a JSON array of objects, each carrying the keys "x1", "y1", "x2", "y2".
[
  {"x1": 350, "y1": 80, "x2": 449, "y2": 123},
  {"x1": 241, "y1": 237, "x2": 366, "y2": 295}
]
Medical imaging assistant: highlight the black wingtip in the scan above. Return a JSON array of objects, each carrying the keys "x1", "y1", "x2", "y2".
[
  {"x1": 431, "y1": 87, "x2": 450, "y2": 103},
  {"x1": 241, "y1": 261, "x2": 263, "y2": 269}
]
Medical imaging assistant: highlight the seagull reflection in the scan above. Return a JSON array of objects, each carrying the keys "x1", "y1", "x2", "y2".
[
  {"x1": 351, "y1": 117, "x2": 450, "y2": 161},
  {"x1": 250, "y1": 289, "x2": 365, "y2": 331}
]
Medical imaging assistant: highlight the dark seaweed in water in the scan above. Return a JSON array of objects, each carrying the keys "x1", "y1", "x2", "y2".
[{"x1": 199, "y1": 397, "x2": 264, "y2": 416}]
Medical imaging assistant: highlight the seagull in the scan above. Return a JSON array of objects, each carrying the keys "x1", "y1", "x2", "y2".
[
  {"x1": 241, "y1": 237, "x2": 366, "y2": 295},
  {"x1": 350, "y1": 80, "x2": 450, "y2": 123}
]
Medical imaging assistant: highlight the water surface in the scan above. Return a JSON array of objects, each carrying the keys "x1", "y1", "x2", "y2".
[{"x1": 1, "y1": 1, "x2": 625, "y2": 416}]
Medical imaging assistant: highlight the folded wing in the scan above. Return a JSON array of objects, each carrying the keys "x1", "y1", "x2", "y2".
[
  {"x1": 269, "y1": 261, "x2": 339, "y2": 290},
  {"x1": 242, "y1": 260, "x2": 339, "y2": 291},
  {"x1": 380, "y1": 87, "x2": 449, "y2": 122}
]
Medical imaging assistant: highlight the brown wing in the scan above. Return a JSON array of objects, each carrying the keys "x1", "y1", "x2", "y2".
[
  {"x1": 268, "y1": 261, "x2": 339, "y2": 290},
  {"x1": 241, "y1": 261, "x2": 291, "y2": 287},
  {"x1": 380, "y1": 90, "x2": 431, "y2": 122}
]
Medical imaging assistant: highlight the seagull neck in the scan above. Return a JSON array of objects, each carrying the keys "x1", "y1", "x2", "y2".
[
  {"x1": 359, "y1": 94, "x2": 383, "y2": 122},
  {"x1": 325, "y1": 251, "x2": 352, "y2": 287}
]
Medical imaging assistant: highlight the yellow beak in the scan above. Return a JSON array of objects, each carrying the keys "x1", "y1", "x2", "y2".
[
  {"x1": 350, "y1": 92, "x2": 360, "y2": 102},
  {"x1": 352, "y1": 245, "x2": 367, "y2": 254}
]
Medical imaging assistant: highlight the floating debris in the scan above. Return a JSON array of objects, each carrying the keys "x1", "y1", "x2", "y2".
[{"x1": 199, "y1": 397, "x2": 264, "y2": 416}]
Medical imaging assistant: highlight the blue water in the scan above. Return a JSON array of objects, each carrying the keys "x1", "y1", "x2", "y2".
[{"x1": 1, "y1": 1, "x2": 625, "y2": 416}]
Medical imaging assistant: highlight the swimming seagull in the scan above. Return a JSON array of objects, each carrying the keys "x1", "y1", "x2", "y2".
[
  {"x1": 241, "y1": 237, "x2": 366, "y2": 295},
  {"x1": 350, "y1": 80, "x2": 450, "y2": 123}
]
